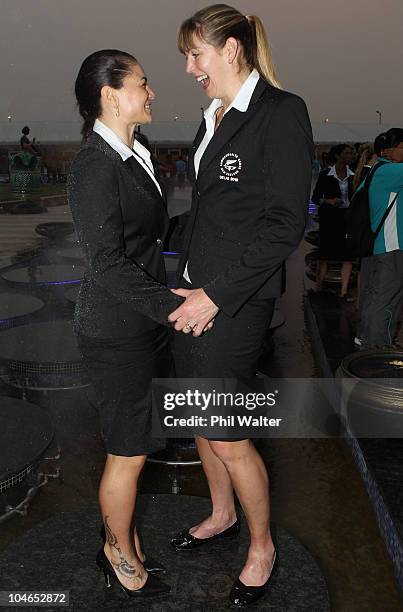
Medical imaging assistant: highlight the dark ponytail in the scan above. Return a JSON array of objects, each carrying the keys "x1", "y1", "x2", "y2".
[
  {"x1": 74, "y1": 49, "x2": 137, "y2": 140},
  {"x1": 375, "y1": 128, "x2": 403, "y2": 154}
]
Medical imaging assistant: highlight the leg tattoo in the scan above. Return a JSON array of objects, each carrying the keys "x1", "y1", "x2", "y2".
[{"x1": 104, "y1": 516, "x2": 143, "y2": 584}]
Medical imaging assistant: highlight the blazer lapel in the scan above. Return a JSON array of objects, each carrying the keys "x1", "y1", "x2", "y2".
[
  {"x1": 197, "y1": 110, "x2": 247, "y2": 177},
  {"x1": 124, "y1": 156, "x2": 166, "y2": 205},
  {"x1": 151, "y1": 158, "x2": 168, "y2": 207},
  {"x1": 188, "y1": 120, "x2": 206, "y2": 184},
  {"x1": 197, "y1": 77, "x2": 269, "y2": 177},
  {"x1": 87, "y1": 132, "x2": 166, "y2": 205}
]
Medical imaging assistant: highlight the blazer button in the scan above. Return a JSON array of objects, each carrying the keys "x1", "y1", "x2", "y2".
[
  {"x1": 197, "y1": 191, "x2": 201, "y2": 197},
  {"x1": 156, "y1": 238, "x2": 162, "y2": 245}
]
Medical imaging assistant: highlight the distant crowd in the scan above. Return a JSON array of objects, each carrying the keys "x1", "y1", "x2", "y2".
[{"x1": 311, "y1": 128, "x2": 403, "y2": 351}]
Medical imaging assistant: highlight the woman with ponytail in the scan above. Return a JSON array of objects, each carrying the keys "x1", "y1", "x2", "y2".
[
  {"x1": 169, "y1": 5, "x2": 314, "y2": 607},
  {"x1": 68, "y1": 49, "x2": 187, "y2": 599},
  {"x1": 356, "y1": 128, "x2": 403, "y2": 348}
]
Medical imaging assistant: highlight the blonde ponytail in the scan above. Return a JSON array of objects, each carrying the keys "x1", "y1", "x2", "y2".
[{"x1": 246, "y1": 15, "x2": 281, "y2": 89}]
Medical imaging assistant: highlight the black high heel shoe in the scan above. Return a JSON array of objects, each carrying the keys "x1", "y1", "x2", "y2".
[
  {"x1": 100, "y1": 525, "x2": 166, "y2": 574},
  {"x1": 171, "y1": 518, "x2": 240, "y2": 551},
  {"x1": 96, "y1": 549, "x2": 170, "y2": 598},
  {"x1": 229, "y1": 550, "x2": 277, "y2": 607}
]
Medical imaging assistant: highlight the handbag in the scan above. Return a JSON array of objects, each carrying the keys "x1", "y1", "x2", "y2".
[{"x1": 345, "y1": 162, "x2": 399, "y2": 258}]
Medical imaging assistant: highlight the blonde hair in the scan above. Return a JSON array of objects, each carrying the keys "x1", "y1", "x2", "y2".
[{"x1": 178, "y1": 4, "x2": 281, "y2": 89}]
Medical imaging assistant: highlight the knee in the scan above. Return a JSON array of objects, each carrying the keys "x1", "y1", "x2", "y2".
[
  {"x1": 209, "y1": 440, "x2": 248, "y2": 467},
  {"x1": 106, "y1": 453, "x2": 147, "y2": 474}
]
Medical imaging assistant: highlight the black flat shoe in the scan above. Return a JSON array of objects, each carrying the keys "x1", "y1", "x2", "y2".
[
  {"x1": 99, "y1": 525, "x2": 166, "y2": 574},
  {"x1": 96, "y1": 549, "x2": 170, "y2": 598},
  {"x1": 229, "y1": 550, "x2": 277, "y2": 607},
  {"x1": 171, "y1": 518, "x2": 240, "y2": 551}
]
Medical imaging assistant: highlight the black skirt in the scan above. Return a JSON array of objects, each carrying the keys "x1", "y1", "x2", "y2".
[
  {"x1": 318, "y1": 204, "x2": 354, "y2": 261},
  {"x1": 172, "y1": 290, "x2": 275, "y2": 441},
  {"x1": 172, "y1": 297, "x2": 274, "y2": 379},
  {"x1": 77, "y1": 325, "x2": 172, "y2": 456}
]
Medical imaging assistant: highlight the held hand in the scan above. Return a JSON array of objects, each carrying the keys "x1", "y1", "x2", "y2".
[
  {"x1": 168, "y1": 288, "x2": 219, "y2": 337},
  {"x1": 204, "y1": 320, "x2": 215, "y2": 333}
]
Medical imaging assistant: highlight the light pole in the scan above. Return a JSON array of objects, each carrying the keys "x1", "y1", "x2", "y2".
[{"x1": 376, "y1": 110, "x2": 382, "y2": 125}]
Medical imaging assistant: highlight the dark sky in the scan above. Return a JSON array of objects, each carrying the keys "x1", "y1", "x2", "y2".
[{"x1": 1, "y1": 0, "x2": 402, "y2": 124}]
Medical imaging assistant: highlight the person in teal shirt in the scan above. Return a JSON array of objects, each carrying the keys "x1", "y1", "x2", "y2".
[
  {"x1": 371, "y1": 161, "x2": 403, "y2": 254},
  {"x1": 357, "y1": 128, "x2": 403, "y2": 349}
]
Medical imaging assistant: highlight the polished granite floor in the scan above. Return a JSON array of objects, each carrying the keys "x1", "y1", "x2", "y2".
[
  {"x1": 0, "y1": 187, "x2": 402, "y2": 611},
  {"x1": 0, "y1": 495, "x2": 331, "y2": 610},
  {"x1": 305, "y1": 239, "x2": 403, "y2": 602}
]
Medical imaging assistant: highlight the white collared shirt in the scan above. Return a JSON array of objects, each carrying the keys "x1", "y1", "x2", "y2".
[
  {"x1": 184, "y1": 69, "x2": 260, "y2": 282},
  {"x1": 93, "y1": 119, "x2": 162, "y2": 196},
  {"x1": 193, "y1": 69, "x2": 260, "y2": 178},
  {"x1": 327, "y1": 164, "x2": 354, "y2": 208}
]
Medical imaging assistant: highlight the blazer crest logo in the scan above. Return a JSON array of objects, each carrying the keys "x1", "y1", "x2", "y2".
[{"x1": 219, "y1": 153, "x2": 242, "y2": 182}]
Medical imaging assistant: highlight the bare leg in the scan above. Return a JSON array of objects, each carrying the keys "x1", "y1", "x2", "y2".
[
  {"x1": 340, "y1": 261, "x2": 353, "y2": 297},
  {"x1": 99, "y1": 453, "x2": 147, "y2": 590},
  {"x1": 316, "y1": 260, "x2": 328, "y2": 291},
  {"x1": 189, "y1": 436, "x2": 237, "y2": 538},
  {"x1": 210, "y1": 440, "x2": 275, "y2": 586}
]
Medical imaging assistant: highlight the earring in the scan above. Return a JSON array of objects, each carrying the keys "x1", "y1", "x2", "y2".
[{"x1": 115, "y1": 107, "x2": 119, "y2": 118}]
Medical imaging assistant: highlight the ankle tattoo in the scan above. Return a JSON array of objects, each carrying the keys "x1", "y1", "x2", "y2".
[{"x1": 104, "y1": 516, "x2": 143, "y2": 583}]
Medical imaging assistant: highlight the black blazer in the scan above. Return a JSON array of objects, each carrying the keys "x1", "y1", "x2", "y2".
[
  {"x1": 67, "y1": 132, "x2": 181, "y2": 338},
  {"x1": 177, "y1": 78, "x2": 314, "y2": 317},
  {"x1": 311, "y1": 168, "x2": 355, "y2": 205}
]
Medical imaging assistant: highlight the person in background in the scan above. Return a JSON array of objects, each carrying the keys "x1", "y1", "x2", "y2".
[
  {"x1": 354, "y1": 132, "x2": 397, "y2": 340},
  {"x1": 312, "y1": 146, "x2": 321, "y2": 177},
  {"x1": 348, "y1": 142, "x2": 379, "y2": 313},
  {"x1": 350, "y1": 142, "x2": 361, "y2": 171},
  {"x1": 353, "y1": 143, "x2": 377, "y2": 191},
  {"x1": 356, "y1": 128, "x2": 403, "y2": 349},
  {"x1": 175, "y1": 156, "x2": 187, "y2": 186},
  {"x1": 321, "y1": 150, "x2": 331, "y2": 169},
  {"x1": 312, "y1": 144, "x2": 355, "y2": 299},
  {"x1": 20, "y1": 126, "x2": 40, "y2": 155}
]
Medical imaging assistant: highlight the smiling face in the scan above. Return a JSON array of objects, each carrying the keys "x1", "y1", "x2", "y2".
[
  {"x1": 335, "y1": 146, "x2": 354, "y2": 166},
  {"x1": 112, "y1": 63, "x2": 155, "y2": 125},
  {"x1": 184, "y1": 35, "x2": 231, "y2": 100}
]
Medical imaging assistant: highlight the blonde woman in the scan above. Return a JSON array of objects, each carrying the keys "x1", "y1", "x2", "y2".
[{"x1": 168, "y1": 4, "x2": 314, "y2": 607}]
